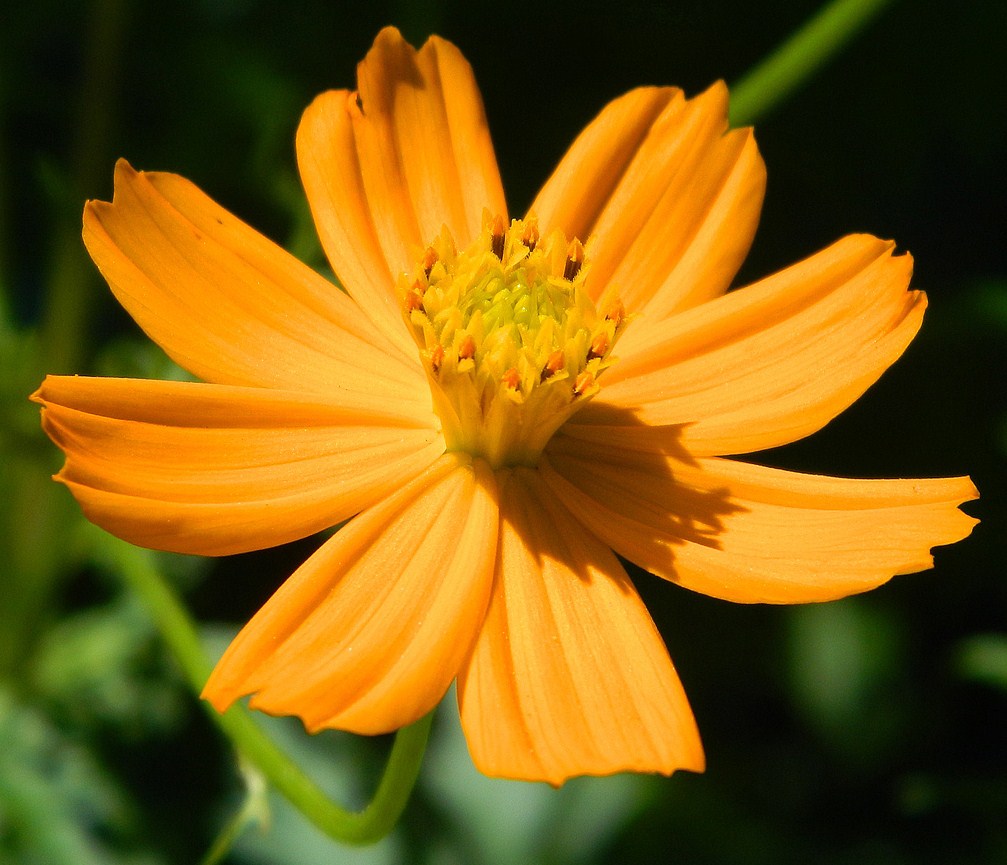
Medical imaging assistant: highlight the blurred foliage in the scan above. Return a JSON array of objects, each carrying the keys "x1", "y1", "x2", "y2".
[
  {"x1": 2, "y1": 0, "x2": 1004, "y2": 863},
  {"x1": 0, "y1": 687, "x2": 143, "y2": 865}
]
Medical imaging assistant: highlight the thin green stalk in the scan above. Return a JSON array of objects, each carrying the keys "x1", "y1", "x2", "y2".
[
  {"x1": 40, "y1": 0, "x2": 129, "y2": 374},
  {"x1": 2, "y1": 0, "x2": 130, "y2": 676},
  {"x1": 0, "y1": 96, "x2": 10, "y2": 290},
  {"x1": 200, "y1": 761, "x2": 266, "y2": 865},
  {"x1": 86, "y1": 525, "x2": 432, "y2": 846},
  {"x1": 729, "y1": 0, "x2": 896, "y2": 126}
]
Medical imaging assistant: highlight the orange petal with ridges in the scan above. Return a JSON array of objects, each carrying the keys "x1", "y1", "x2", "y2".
[
  {"x1": 297, "y1": 89, "x2": 412, "y2": 356},
  {"x1": 203, "y1": 453, "x2": 498, "y2": 735},
  {"x1": 531, "y1": 83, "x2": 765, "y2": 316},
  {"x1": 457, "y1": 467, "x2": 704, "y2": 785},
  {"x1": 584, "y1": 234, "x2": 923, "y2": 455},
  {"x1": 298, "y1": 27, "x2": 506, "y2": 348},
  {"x1": 83, "y1": 161, "x2": 423, "y2": 391},
  {"x1": 35, "y1": 376, "x2": 443, "y2": 556},
  {"x1": 542, "y1": 437, "x2": 978, "y2": 604},
  {"x1": 529, "y1": 87, "x2": 682, "y2": 243}
]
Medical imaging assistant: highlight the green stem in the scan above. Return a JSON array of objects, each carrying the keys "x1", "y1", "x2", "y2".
[
  {"x1": 1, "y1": 0, "x2": 131, "y2": 677},
  {"x1": 0, "y1": 93, "x2": 10, "y2": 292},
  {"x1": 729, "y1": 0, "x2": 896, "y2": 126},
  {"x1": 86, "y1": 525, "x2": 432, "y2": 846},
  {"x1": 40, "y1": 0, "x2": 130, "y2": 374}
]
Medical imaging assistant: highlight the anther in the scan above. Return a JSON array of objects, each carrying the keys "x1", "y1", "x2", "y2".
[
  {"x1": 458, "y1": 334, "x2": 476, "y2": 360},
  {"x1": 430, "y1": 345, "x2": 444, "y2": 373},
  {"x1": 587, "y1": 332, "x2": 609, "y2": 360},
  {"x1": 521, "y1": 217, "x2": 540, "y2": 252},
  {"x1": 490, "y1": 214, "x2": 506, "y2": 259},
  {"x1": 563, "y1": 238, "x2": 584, "y2": 281},
  {"x1": 421, "y1": 247, "x2": 438, "y2": 278},
  {"x1": 540, "y1": 348, "x2": 566, "y2": 381},
  {"x1": 404, "y1": 289, "x2": 425, "y2": 314},
  {"x1": 604, "y1": 299, "x2": 625, "y2": 328},
  {"x1": 501, "y1": 368, "x2": 521, "y2": 390},
  {"x1": 572, "y1": 371, "x2": 594, "y2": 397}
]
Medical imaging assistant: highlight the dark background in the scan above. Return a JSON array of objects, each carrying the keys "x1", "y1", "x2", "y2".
[{"x1": 2, "y1": 1, "x2": 1004, "y2": 863}]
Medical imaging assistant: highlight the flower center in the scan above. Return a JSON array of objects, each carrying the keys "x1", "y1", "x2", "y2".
[{"x1": 399, "y1": 215, "x2": 626, "y2": 469}]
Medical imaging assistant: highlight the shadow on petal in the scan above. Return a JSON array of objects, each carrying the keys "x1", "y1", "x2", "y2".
[
  {"x1": 545, "y1": 404, "x2": 745, "y2": 584},
  {"x1": 546, "y1": 405, "x2": 977, "y2": 604},
  {"x1": 457, "y1": 465, "x2": 704, "y2": 785}
]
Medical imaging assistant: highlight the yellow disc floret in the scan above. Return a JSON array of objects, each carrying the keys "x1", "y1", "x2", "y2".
[{"x1": 399, "y1": 214, "x2": 627, "y2": 469}]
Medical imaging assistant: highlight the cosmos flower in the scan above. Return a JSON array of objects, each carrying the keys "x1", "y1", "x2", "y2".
[{"x1": 34, "y1": 27, "x2": 977, "y2": 785}]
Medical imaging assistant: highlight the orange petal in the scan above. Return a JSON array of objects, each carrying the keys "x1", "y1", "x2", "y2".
[
  {"x1": 457, "y1": 467, "x2": 704, "y2": 785},
  {"x1": 586, "y1": 234, "x2": 924, "y2": 455},
  {"x1": 202, "y1": 453, "x2": 498, "y2": 735},
  {"x1": 530, "y1": 83, "x2": 765, "y2": 316},
  {"x1": 35, "y1": 375, "x2": 443, "y2": 556},
  {"x1": 82, "y1": 160, "x2": 425, "y2": 392},
  {"x1": 543, "y1": 434, "x2": 979, "y2": 604},
  {"x1": 296, "y1": 90, "x2": 411, "y2": 358},
  {"x1": 297, "y1": 27, "x2": 506, "y2": 348}
]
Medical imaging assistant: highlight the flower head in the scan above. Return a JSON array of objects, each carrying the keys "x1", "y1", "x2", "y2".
[
  {"x1": 34, "y1": 27, "x2": 977, "y2": 785},
  {"x1": 401, "y1": 215, "x2": 623, "y2": 468}
]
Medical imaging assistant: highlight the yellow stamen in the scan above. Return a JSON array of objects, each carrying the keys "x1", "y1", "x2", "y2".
[
  {"x1": 404, "y1": 284, "x2": 425, "y2": 314},
  {"x1": 588, "y1": 332, "x2": 609, "y2": 360},
  {"x1": 521, "y1": 217, "x2": 540, "y2": 252},
  {"x1": 541, "y1": 348, "x2": 566, "y2": 382},
  {"x1": 399, "y1": 216, "x2": 626, "y2": 468},
  {"x1": 501, "y1": 367, "x2": 521, "y2": 390},
  {"x1": 490, "y1": 214, "x2": 506, "y2": 259},
  {"x1": 605, "y1": 299, "x2": 625, "y2": 328},
  {"x1": 572, "y1": 371, "x2": 594, "y2": 397},
  {"x1": 563, "y1": 238, "x2": 584, "y2": 281},
  {"x1": 421, "y1": 247, "x2": 438, "y2": 277},
  {"x1": 430, "y1": 344, "x2": 444, "y2": 373}
]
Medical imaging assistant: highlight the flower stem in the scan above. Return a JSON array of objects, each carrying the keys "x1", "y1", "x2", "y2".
[
  {"x1": 41, "y1": 0, "x2": 130, "y2": 374},
  {"x1": 0, "y1": 0, "x2": 130, "y2": 680},
  {"x1": 85, "y1": 524, "x2": 432, "y2": 846},
  {"x1": 729, "y1": 0, "x2": 896, "y2": 126}
]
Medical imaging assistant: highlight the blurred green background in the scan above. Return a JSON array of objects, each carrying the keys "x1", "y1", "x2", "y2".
[{"x1": 1, "y1": 0, "x2": 1004, "y2": 863}]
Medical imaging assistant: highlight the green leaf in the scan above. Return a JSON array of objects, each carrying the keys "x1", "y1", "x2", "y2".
[{"x1": 30, "y1": 595, "x2": 187, "y2": 735}]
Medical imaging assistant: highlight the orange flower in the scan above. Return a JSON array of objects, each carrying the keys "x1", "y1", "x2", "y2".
[{"x1": 34, "y1": 27, "x2": 977, "y2": 785}]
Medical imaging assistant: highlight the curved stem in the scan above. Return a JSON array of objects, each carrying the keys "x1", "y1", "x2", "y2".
[
  {"x1": 729, "y1": 0, "x2": 897, "y2": 126},
  {"x1": 85, "y1": 524, "x2": 432, "y2": 846}
]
